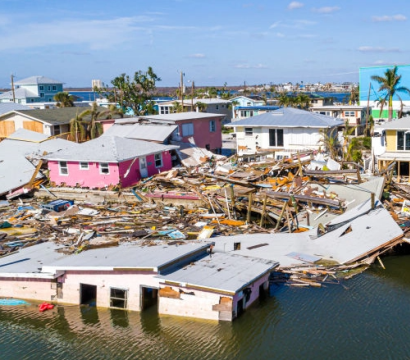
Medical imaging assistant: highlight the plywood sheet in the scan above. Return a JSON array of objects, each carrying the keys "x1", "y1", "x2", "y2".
[
  {"x1": 0, "y1": 121, "x2": 15, "y2": 137},
  {"x1": 23, "y1": 121, "x2": 43, "y2": 133}
]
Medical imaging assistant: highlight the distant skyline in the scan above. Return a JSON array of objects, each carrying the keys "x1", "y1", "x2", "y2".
[{"x1": 0, "y1": 0, "x2": 409, "y2": 88}]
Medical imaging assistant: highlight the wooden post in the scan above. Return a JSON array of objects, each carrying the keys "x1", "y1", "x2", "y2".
[
  {"x1": 191, "y1": 80, "x2": 195, "y2": 111},
  {"x1": 371, "y1": 192, "x2": 375, "y2": 209},
  {"x1": 260, "y1": 193, "x2": 268, "y2": 227},
  {"x1": 230, "y1": 185, "x2": 236, "y2": 219},
  {"x1": 398, "y1": 161, "x2": 401, "y2": 183},
  {"x1": 247, "y1": 192, "x2": 253, "y2": 224},
  {"x1": 11, "y1": 74, "x2": 16, "y2": 103},
  {"x1": 275, "y1": 201, "x2": 287, "y2": 230},
  {"x1": 286, "y1": 207, "x2": 292, "y2": 233},
  {"x1": 356, "y1": 167, "x2": 362, "y2": 184},
  {"x1": 377, "y1": 256, "x2": 386, "y2": 270}
]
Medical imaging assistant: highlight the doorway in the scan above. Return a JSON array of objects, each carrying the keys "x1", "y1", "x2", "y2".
[
  {"x1": 80, "y1": 284, "x2": 97, "y2": 306},
  {"x1": 139, "y1": 157, "x2": 148, "y2": 178},
  {"x1": 141, "y1": 286, "x2": 158, "y2": 311}
]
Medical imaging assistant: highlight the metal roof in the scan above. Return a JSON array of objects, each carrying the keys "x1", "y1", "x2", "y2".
[
  {"x1": 14, "y1": 76, "x2": 63, "y2": 85},
  {"x1": 42, "y1": 242, "x2": 210, "y2": 273},
  {"x1": 43, "y1": 136, "x2": 179, "y2": 162},
  {"x1": 0, "y1": 103, "x2": 33, "y2": 115},
  {"x1": 102, "y1": 123, "x2": 178, "y2": 142},
  {"x1": 0, "y1": 88, "x2": 38, "y2": 100},
  {"x1": 0, "y1": 242, "x2": 66, "y2": 279},
  {"x1": 158, "y1": 252, "x2": 278, "y2": 294},
  {"x1": 236, "y1": 106, "x2": 280, "y2": 111},
  {"x1": 7, "y1": 128, "x2": 48, "y2": 142},
  {"x1": 375, "y1": 117, "x2": 410, "y2": 130},
  {"x1": 141, "y1": 111, "x2": 225, "y2": 123},
  {"x1": 311, "y1": 105, "x2": 368, "y2": 110},
  {"x1": 226, "y1": 108, "x2": 344, "y2": 128},
  {"x1": 0, "y1": 135, "x2": 79, "y2": 195}
]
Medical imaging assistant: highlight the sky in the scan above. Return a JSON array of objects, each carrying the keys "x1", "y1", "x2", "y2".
[{"x1": 0, "y1": 0, "x2": 409, "y2": 88}]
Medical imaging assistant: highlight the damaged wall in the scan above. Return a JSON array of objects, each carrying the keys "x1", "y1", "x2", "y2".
[{"x1": 0, "y1": 277, "x2": 56, "y2": 301}]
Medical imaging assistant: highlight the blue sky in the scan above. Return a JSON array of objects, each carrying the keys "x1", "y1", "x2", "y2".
[{"x1": 0, "y1": 0, "x2": 409, "y2": 87}]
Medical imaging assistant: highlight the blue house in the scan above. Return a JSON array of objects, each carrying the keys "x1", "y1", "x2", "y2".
[{"x1": 0, "y1": 76, "x2": 64, "y2": 105}]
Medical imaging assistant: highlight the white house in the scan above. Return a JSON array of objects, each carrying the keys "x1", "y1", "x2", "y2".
[
  {"x1": 226, "y1": 108, "x2": 344, "y2": 157},
  {"x1": 0, "y1": 76, "x2": 64, "y2": 104}
]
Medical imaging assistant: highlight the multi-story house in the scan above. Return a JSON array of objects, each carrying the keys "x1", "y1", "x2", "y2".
[{"x1": 0, "y1": 76, "x2": 64, "y2": 104}]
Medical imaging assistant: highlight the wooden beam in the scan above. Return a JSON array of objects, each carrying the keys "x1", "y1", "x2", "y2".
[{"x1": 264, "y1": 190, "x2": 340, "y2": 208}]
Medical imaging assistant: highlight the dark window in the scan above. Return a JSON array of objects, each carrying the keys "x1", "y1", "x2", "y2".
[
  {"x1": 269, "y1": 129, "x2": 284, "y2": 147},
  {"x1": 155, "y1": 153, "x2": 162, "y2": 167},
  {"x1": 277, "y1": 129, "x2": 284, "y2": 146},
  {"x1": 245, "y1": 128, "x2": 253, "y2": 136},
  {"x1": 269, "y1": 129, "x2": 276, "y2": 146}
]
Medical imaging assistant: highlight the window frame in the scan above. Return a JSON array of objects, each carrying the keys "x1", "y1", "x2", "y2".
[
  {"x1": 245, "y1": 127, "x2": 253, "y2": 136},
  {"x1": 59, "y1": 161, "x2": 68, "y2": 176},
  {"x1": 154, "y1": 153, "x2": 163, "y2": 168},
  {"x1": 269, "y1": 129, "x2": 284, "y2": 147},
  {"x1": 39, "y1": 85, "x2": 44, "y2": 91},
  {"x1": 52, "y1": 85, "x2": 57, "y2": 91},
  {"x1": 210, "y1": 120, "x2": 216, "y2": 132},
  {"x1": 181, "y1": 123, "x2": 194, "y2": 136},
  {"x1": 99, "y1": 162, "x2": 110, "y2": 175},
  {"x1": 79, "y1": 162, "x2": 89, "y2": 170},
  {"x1": 110, "y1": 287, "x2": 128, "y2": 309}
]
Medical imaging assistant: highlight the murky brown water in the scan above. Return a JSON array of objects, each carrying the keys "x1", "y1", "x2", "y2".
[{"x1": 2, "y1": 254, "x2": 410, "y2": 359}]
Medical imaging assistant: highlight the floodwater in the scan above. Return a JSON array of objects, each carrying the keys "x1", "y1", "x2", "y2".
[{"x1": 1, "y1": 254, "x2": 410, "y2": 360}]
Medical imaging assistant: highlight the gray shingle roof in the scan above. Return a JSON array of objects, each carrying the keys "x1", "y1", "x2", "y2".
[
  {"x1": 14, "y1": 76, "x2": 63, "y2": 85},
  {"x1": 226, "y1": 107, "x2": 344, "y2": 128},
  {"x1": 102, "y1": 123, "x2": 177, "y2": 142},
  {"x1": 0, "y1": 106, "x2": 119, "y2": 125},
  {"x1": 44, "y1": 136, "x2": 179, "y2": 162},
  {"x1": 7, "y1": 128, "x2": 48, "y2": 142}
]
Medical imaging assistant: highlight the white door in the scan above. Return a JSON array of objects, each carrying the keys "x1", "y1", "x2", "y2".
[{"x1": 139, "y1": 157, "x2": 148, "y2": 178}]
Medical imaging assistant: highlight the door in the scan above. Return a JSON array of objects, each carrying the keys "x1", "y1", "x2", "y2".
[{"x1": 139, "y1": 157, "x2": 148, "y2": 178}]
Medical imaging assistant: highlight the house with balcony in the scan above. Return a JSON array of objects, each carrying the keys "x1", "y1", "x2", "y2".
[
  {"x1": 372, "y1": 117, "x2": 410, "y2": 180},
  {"x1": 310, "y1": 105, "x2": 369, "y2": 136},
  {"x1": 225, "y1": 108, "x2": 343, "y2": 158},
  {"x1": 0, "y1": 76, "x2": 64, "y2": 104}
]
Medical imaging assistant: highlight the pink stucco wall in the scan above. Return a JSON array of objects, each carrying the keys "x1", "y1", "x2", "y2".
[
  {"x1": 98, "y1": 119, "x2": 115, "y2": 133},
  {"x1": 177, "y1": 117, "x2": 223, "y2": 150},
  {"x1": 0, "y1": 277, "x2": 56, "y2": 301},
  {"x1": 48, "y1": 151, "x2": 173, "y2": 188}
]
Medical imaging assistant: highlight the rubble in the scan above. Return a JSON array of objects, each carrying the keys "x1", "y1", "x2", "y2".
[{"x1": 0, "y1": 151, "x2": 408, "y2": 289}]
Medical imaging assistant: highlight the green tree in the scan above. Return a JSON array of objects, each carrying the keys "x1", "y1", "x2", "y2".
[
  {"x1": 375, "y1": 97, "x2": 387, "y2": 119},
  {"x1": 54, "y1": 92, "x2": 75, "y2": 107},
  {"x1": 96, "y1": 67, "x2": 161, "y2": 116},
  {"x1": 79, "y1": 102, "x2": 104, "y2": 140},
  {"x1": 277, "y1": 92, "x2": 290, "y2": 107},
  {"x1": 371, "y1": 66, "x2": 410, "y2": 121},
  {"x1": 195, "y1": 101, "x2": 207, "y2": 112},
  {"x1": 172, "y1": 101, "x2": 184, "y2": 113},
  {"x1": 318, "y1": 127, "x2": 341, "y2": 160}
]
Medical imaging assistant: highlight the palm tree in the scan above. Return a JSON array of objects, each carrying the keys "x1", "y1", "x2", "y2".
[
  {"x1": 318, "y1": 127, "x2": 342, "y2": 160},
  {"x1": 53, "y1": 92, "x2": 75, "y2": 107},
  {"x1": 371, "y1": 66, "x2": 410, "y2": 121},
  {"x1": 172, "y1": 101, "x2": 184, "y2": 113},
  {"x1": 69, "y1": 112, "x2": 86, "y2": 143},
  {"x1": 79, "y1": 102, "x2": 104, "y2": 140},
  {"x1": 349, "y1": 87, "x2": 359, "y2": 105},
  {"x1": 375, "y1": 97, "x2": 387, "y2": 119},
  {"x1": 277, "y1": 92, "x2": 290, "y2": 107},
  {"x1": 195, "y1": 101, "x2": 207, "y2": 112}
]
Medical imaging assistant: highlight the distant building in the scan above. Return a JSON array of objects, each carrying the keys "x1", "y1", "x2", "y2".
[
  {"x1": 92, "y1": 79, "x2": 103, "y2": 89},
  {"x1": 0, "y1": 76, "x2": 64, "y2": 104}
]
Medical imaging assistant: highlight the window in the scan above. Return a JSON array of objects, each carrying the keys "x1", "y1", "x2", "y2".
[
  {"x1": 182, "y1": 123, "x2": 194, "y2": 136},
  {"x1": 59, "y1": 161, "x2": 68, "y2": 175},
  {"x1": 40, "y1": 93, "x2": 44, "y2": 98},
  {"x1": 110, "y1": 288, "x2": 128, "y2": 309},
  {"x1": 397, "y1": 131, "x2": 410, "y2": 151},
  {"x1": 52, "y1": 86, "x2": 56, "y2": 91},
  {"x1": 48, "y1": 86, "x2": 51, "y2": 91},
  {"x1": 100, "y1": 163, "x2": 109, "y2": 174},
  {"x1": 245, "y1": 128, "x2": 253, "y2": 136},
  {"x1": 53, "y1": 126, "x2": 61, "y2": 135},
  {"x1": 215, "y1": 105, "x2": 219, "y2": 110},
  {"x1": 155, "y1": 153, "x2": 163, "y2": 168},
  {"x1": 210, "y1": 120, "x2": 216, "y2": 132},
  {"x1": 344, "y1": 111, "x2": 355, "y2": 117},
  {"x1": 269, "y1": 129, "x2": 284, "y2": 147},
  {"x1": 39, "y1": 85, "x2": 44, "y2": 90},
  {"x1": 79, "y1": 162, "x2": 89, "y2": 170},
  {"x1": 160, "y1": 106, "x2": 170, "y2": 114}
]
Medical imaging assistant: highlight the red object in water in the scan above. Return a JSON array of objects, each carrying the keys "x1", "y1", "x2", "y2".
[{"x1": 39, "y1": 302, "x2": 55, "y2": 312}]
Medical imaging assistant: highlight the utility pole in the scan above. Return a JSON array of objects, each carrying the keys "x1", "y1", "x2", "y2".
[
  {"x1": 191, "y1": 80, "x2": 195, "y2": 111},
  {"x1": 180, "y1": 71, "x2": 184, "y2": 103},
  {"x1": 366, "y1": 82, "x2": 371, "y2": 133},
  {"x1": 10, "y1": 74, "x2": 16, "y2": 103}
]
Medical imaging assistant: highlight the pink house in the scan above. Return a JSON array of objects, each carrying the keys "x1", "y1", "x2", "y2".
[
  {"x1": 141, "y1": 112, "x2": 225, "y2": 153},
  {"x1": 44, "y1": 136, "x2": 178, "y2": 188}
]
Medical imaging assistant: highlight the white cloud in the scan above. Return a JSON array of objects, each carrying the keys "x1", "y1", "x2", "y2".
[
  {"x1": 0, "y1": 17, "x2": 152, "y2": 51},
  {"x1": 189, "y1": 53, "x2": 206, "y2": 58},
  {"x1": 288, "y1": 1, "x2": 304, "y2": 10},
  {"x1": 372, "y1": 14, "x2": 407, "y2": 22},
  {"x1": 269, "y1": 19, "x2": 315, "y2": 29},
  {"x1": 269, "y1": 21, "x2": 281, "y2": 29},
  {"x1": 373, "y1": 60, "x2": 386, "y2": 64},
  {"x1": 312, "y1": 6, "x2": 340, "y2": 14},
  {"x1": 234, "y1": 63, "x2": 268, "y2": 69},
  {"x1": 358, "y1": 46, "x2": 401, "y2": 53}
]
